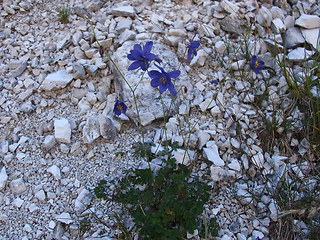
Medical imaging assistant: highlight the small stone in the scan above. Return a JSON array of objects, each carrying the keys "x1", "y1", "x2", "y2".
[
  {"x1": 48, "y1": 221, "x2": 56, "y2": 229},
  {"x1": 24, "y1": 224, "x2": 32, "y2": 232},
  {"x1": 283, "y1": 27, "x2": 305, "y2": 48},
  {"x1": 43, "y1": 135, "x2": 56, "y2": 151},
  {"x1": 83, "y1": 117, "x2": 100, "y2": 144},
  {"x1": 228, "y1": 159, "x2": 241, "y2": 171},
  {"x1": 237, "y1": 188, "x2": 252, "y2": 205},
  {"x1": 99, "y1": 115, "x2": 117, "y2": 140},
  {"x1": 271, "y1": 18, "x2": 286, "y2": 34},
  {"x1": 210, "y1": 166, "x2": 228, "y2": 182},
  {"x1": 173, "y1": 149, "x2": 195, "y2": 165},
  {"x1": 40, "y1": 70, "x2": 74, "y2": 91},
  {"x1": 0, "y1": 167, "x2": 8, "y2": 190},
  {"x1": 256, "y1": 6, "x2": 273, "y2": 27},
  {"x1": 54, "y1": 119, "x2": 71, "y2": 144},
  {"x1": 75, "y1": 189, "x2": 93, "y2": 213},
  {"x1": 118, "y1": 29, "x2": 136, "y2": 44},
  {"x1": 12, "y1": 197, "x2": 24, "y2": 208},
  {"x1": 210, "y1": 106, "x2": 221, "y2": 117},
  {"x1": 287, "y1": 47, "x2": 314, "y2": 62},
  {"x1": 56, "y1": 212, "x2": 73, "y2": 224},
  {"x1": 215, "y1": 41, "x2": 226, "y2": 54},
  {"x1": 190, "y1": 49, "x2": 208, "y2": 67},
  {"x1": 35, "y1": 190, "x2": 46, "y2": 201},
  {"x1": 199, "y1": 98, "x2": 215, "y2": 112},
  {"x1": 0, "y1": 214, "x2": 8, "y2": 221},
  {"x1": 10, "y1": 178, "x2": 27, "y2": 195},
  {"x1": 47, "y1": 165, "x2": 61, "y2": 180},
  {"x1": 8, "y1": 61, "x2": 27, "y2": 78},
  {"x1": 204, "y1": 144, "x2": 225, "y2": 166},
  {"x1": 269, "y1": 200, "x2": 278, "y2": 221},
  {"x1": 28, "y1": 203, "x2": 39, "y2": 212},
  {"x1": 301, "y1": 28, "x2": 320, "y2": 51},
  {"x1": 230, "y1": 138, "x2": 240, "y2": 149},
  {"x1": 252, "y1": 152, "x2": 264, "y2": 168},
  {"x1": 220, "y1": 0, "x2": 239, "y2": 14},
  {"x1": 295, "y1": 14, "x2": 320, "y2": 29},
  {"x1": 112, "y1": 6, "x2": 136, "y2": 17}
]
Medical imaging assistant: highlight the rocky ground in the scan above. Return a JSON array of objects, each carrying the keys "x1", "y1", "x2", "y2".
[{"x1": 0, "y1": 0, "x2": 320, "y2": 239}]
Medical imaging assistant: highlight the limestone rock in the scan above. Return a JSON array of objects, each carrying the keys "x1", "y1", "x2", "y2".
[
  {"x1": 0, "y1": 167, "x2": 8, "y2": 190},
  {"x1": 283, "y1": 27, "x2": 305, "y2": 48},
  {"x1": 47, "y1": 165, "x2": 61, "y2": 180},
  {"x1": 204, "y1": 144, "x2": 225, "y2": 166},
  {"x1": 295, "y1": 14, "x2": 320, "y2": 29},
  {"x1": 111, "y1": 41, "x2": 192, "y2": 126},
  {"x1": 40, "y1": 70, "x2": 74, "y2": 91},
  {"x1": 43, "y1": 135, "x2": 56, "y2": 151},
  {"x1": 83, "y1": 116, "x2": 100, "y2": 144},
  {"x1": 74, "y1": 189, "x2": 93, "y2": 213},
  {"x1": 98, "y1": 115, "x2": 117, "y2": 140},
  {"x1": 10, "y1": 178, "x2": 27, "y2": 195},
  {"x1": 256, "y1": 6, "x2": 273, "y2": 27},
  {"x1": 54, "y1": 119, "x2": 71, "y2": 144},
  {"x1": 56, "y1": 212, "x2": 73, "y2": 224},
  {"x1": 287, "y1": 47, "x2": 314, "y2": 62},
  {"x1": 301, "y1": 28, "x2": 320, "y2": 51},
  {"x1": 112, "y1": 6, "x2": 135, "y2": 17}
]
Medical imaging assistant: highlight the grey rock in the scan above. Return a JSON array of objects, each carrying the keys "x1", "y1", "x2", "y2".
[
  {"x1": 72, "y1": 64, "x2": 86, "y2": 79},
  {"x1": 19, "y1": 101, "x2": 36, "y2": 113},
  {"x1": 75, "y1": 189, "x2": 93, "y2": 213},
  {"x1": 118, "y1": 29, "x2": 136, "y2": 44},
  {"x1": 40, "y1": 70, "x2": 74, "y2": 91},
  {"x1": 111, "y1": 41, "x2": 192, "y2": 126},
  {"x1": 35, "y1": 190, "x2": 46, "y2": 201},
  {"x1": 220, "y1": 0, "x2": 239, "y2": 14},
  {"x1": 54, "y1": 119, "x2": 71, "y2": 144},
  {"x1": 220, "y1": 15, "x2": 245, "y2": 35},
  {"x1": 87, "y1": 0, "x2": 104, "y2": 12},
  {"x1": 256, "y1": 6, "x2": 273, "y2": 27},
  {"x1": 210, "y1": 166, "x2": 229, "y2": 182},
  {"x1": 295, "y1": 14, "x2": 320, "y2": 29},
  {"x1": 83, "y1": 116, "x2": 100, "y2": 144},
  {"x1": 74, "y1": 6, "x2": 91, "y2": 18},
  {"x1": 56, "y1": 212, "x2": 73, "y2": 224},
  {"x1": 283, "y1": 27, "x2": 305, "y2": 48},
  {"x1": 301, "y1": 28, "x2": 320, "y2": 51},
  {"x1": 173, "y1": 149, "x2": 195, "y2": 165},
  {"x1": 98, "y1": 115, "x2": 117, "y2": 140},
  {"x1": 287, "y1": 47, "x2": 314, "y2": 62},
  {"x1": 47, "y1": 165, "x2": 61, "y2": 180},
  {"x1": 116, "y1": 17, "x2": 133, "y2": 33},
  {"x1": 236, "y1": 188, "x2": 252, "y2": 205},
  {"x1": 271, "y1": 18, "x2": 286, "y2": 33},
  {"x1": 203, "y1": 144, "x2": 224, "y2": 166},
  {"x1": 43, "y1": 135, "x2": 56, "y2": 151},
  {"x1": 0, "y1": 167, "x2": 8, "y2": 190},
  {"x1": 10, "y1": 178, "x2": 27, "y2": 195},
  {"x1": 112, "y1": 6, "x2": 136, "y2": 17},
  {"x1": 8, "y1": 61, "x2": 27, "y2": 78}
]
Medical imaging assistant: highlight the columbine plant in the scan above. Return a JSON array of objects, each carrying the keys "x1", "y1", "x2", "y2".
[{"x1": 91, "y1": 28, "x2": 216, "y2": 239}]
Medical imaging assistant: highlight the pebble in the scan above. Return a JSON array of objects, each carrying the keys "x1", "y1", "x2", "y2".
[
  {"x1": 295, "y1": 14, "x2": 320, "y2": 29},
  {"x1": 54, "y1": 119, "x2": 71, "y2": 144},
  {"x1": 0, "y1": 167, "x2": 8, "y2": 190},
  {"x1": 75, "y1": 188, "x2": 93, "y2": 213},
  {"x1": 204, "y1": 144, "x2": 225, "y2": 166},
  {"x1": 56, "y1": 212, "x2": 73, "y2": 224},
  {"x1": 40, "y1": 70, "x2": 74, "y2": 91},
  {"x1": 112, "y1": 6, "x2": 136, "y2": 17},
  {"x1": 10, "y1": 178, "x2": 27, "y2": 195},
  {"x1": 47, "y1": 165, "x2": 61, "y2": 180}
]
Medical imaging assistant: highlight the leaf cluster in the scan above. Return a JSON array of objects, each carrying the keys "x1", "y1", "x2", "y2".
[{"x1": 114, "y1": 157, "x2": 210, "y2": 240}]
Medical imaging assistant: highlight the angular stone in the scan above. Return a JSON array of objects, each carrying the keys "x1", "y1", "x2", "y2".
[
  {"x1": 54, "y1": 119, "x2": 71, "y2": 144},
  {"x1": 56, "y1": 212, "x2": 73, "y2": 224},
  {"x1": 111, "y1": 41, "x2": 192, "y2": 126},
  {"x1": 204, "y1": 145, "x2": 225, "y2": 166},
  {"x1": 98, "y1": 115, "x2": 117, "y2": 140},
  {"x1": 35, "y1": 190, "x2": 46, "y2": 201},
  {"x1": 0, "y1": 167, "x2": 8, "y2": 190},
  {"x1": 256, "y1": 6, "x2": 273, "y2": 27},
  {"x1": 295, "y1": 14, "x2": 320, "y2": 29},
  {"x1": 83, "y1": 117, "x2": 100, "y2": 144},
  {"x1": 271, "y1": 18, "x2": 286, "y2": 34},
  {"x1": 287, "y1": 47, "x2": 314, "y2": 62},
  {"x1": 40, "y1": 70, "x2": 74, "y2": 91},
  {"x1": 173, "y1": 149, "x2": 195, "y2": 166},
  {"x1": 8, "y1": 61, "x2": 27, "y2": 78},
  {"x1": 283, "y1": 27, "x2": 305, "y2": 48},
  {"x1": 74, "y1": 189, "x2": 93, "y2": 213},
  {"x1": 47, "y1": 165, "x2": 61, "y2": 180},
  {"x1": 10, "y1": 178, "x2": 27, "y2": 195},
  {"x1": 43, "y1": 135, "x2": 56, "y2": 151},
  {"x1": 301, "y1": 28, "x2": 320, "y2": 51},
  {"x1": 112, "y1": 6, "x2": 136, "y2": 17},
  {"x1": 220, "y1": 0, "x2": 239, "y2": 14},
  {"x1": 220, "y1": 15, "x2": 245, "y2": 35}
]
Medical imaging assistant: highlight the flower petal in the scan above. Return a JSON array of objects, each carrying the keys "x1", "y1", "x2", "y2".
[
  {"x1": 168, "y1": 82, "x2": 177, "y2": 95},
  {"x1": 169, "y1": 70, "x2": 181, "y2": 79},
  {"x1": 190, "y1": 40, "x2": 200, "y2": 48},
  {"x1": 159, "y1": 82, "x2": 167, "y2": 93},
  {"x1": 143, "y1": 41, "x2": 153, "y2": 55},
  {"x1": 148, "y1": 70, "x2": 163, "y2": 79},
  {"x1": 133, "y1": 44, "x2": 143, "y2": 53},
  {"x1": 146, "y1": 53, "x2": 160, "y2": 61},
  {"x1": 155, "y1": 63, "x2": 165, "y2": 73},
  {"x1": 150, "y1": 78, "x2": 161, "y2": 88},
  {"x1": 186, "y1": 48, "x2": 192, "y2": 62},
  {"x1": 128, "y1": 61, "x2": 142, "y2": 71}
]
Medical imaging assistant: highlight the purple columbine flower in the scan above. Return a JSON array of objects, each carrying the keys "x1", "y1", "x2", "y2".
[
  {"x1": 186, "y1": 34, "x2": 200, "y2": 63},
  {"x1": 113, "y1": 100, "x2": 127, "y2": 116},
  {"x1": 127, "y1": 41, "x2": 159, "y2": 71},
  {"x1": 250, "y1": 55, "x2": 265, "y2": 74},
  {"x1": 148, "y1": 64, "x2": 180, "y2": 95}
]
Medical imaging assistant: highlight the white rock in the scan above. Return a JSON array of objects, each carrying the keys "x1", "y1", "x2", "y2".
[
  {"x1": 283, "y1": 27, "x2": 305, "y2": 48},
  {"x1": 197, "y1": 131, "x2": 211, "y2": 149},
  {"x1": 190, "y1": 49, "x2": 208, "y2": 67},
  {"x1": 204, "y1": 145, "x2": 225, "y2": 166},
  {"x1": 40, "y1": 70, "x2": 74, "y2": 91},
  {"x1": 0, "y1": 140, "x2": 9, "y2": 156},
  {"x1": 230, "y1": 138, "x2": 240, "y2": 149},
  {"x1": 112, "y1": 6, "x2": 135, "y2": 17},
  {"x1": 271, "y1": 18, "x2": 286, "y2": 34},
  {"x1": 210, "y1": 166, "x2": 228, "y2": 182},
  {"x1": 56, "y1": 212, "x2": 73, "y2": 224},
  {"x1": 118, "y1": 29, "x2": 136, "y2": 44},
  {"x1": 10, "y1": 178, "x2": 27, "y2": 195},
  {"x1": 47, "y1": 165, "x2": 61, "y2": 180},
  {"x1": 0, "y1": 167, "x2": 8, "y2": 190},
  {"x1": 215, "y1": 41, "x2": 226, "y2": 54},
  {"x1": 231, "y1": 59, "x2": 246, "y2": 71},
  {"x1": 228, "y1": 159, "x2": 241, "y2": 171},
  {"x1": 301, "y1": 28, "x2": 320, "y2": 51},
  {"x1": 0, "y1": 214, "x2": 8, "y2": 221},
  {"x1": 43, "y1": 135, "x2": 56, "y2": 151},
  {"x1": 83, "y1": 117, "x2": 100, "y2": 144},
  {"x1": 252, "y1": 152, "x2": 264, "y2": 168},
  {"x1": 236, "y1": 188, "x2": 252, "y2": 205},
  {"x1": 269, "y1": 200, "x2": 278, "y2": 221},
  {"x1": 23, "y1": 224, "x2": 32, "y2": 232},
  {"x1": 12, "y1": 197, "x2": 24, "y2": 208},
  {"x1": 75, "y1": 189, "x2": 93, "y2": 213},
  {"x1": 287, "y1": 47, "x2": 314, "y2": 62},
  {"x1": 199, "y1": 98, "x2": 215, "y2": 112},
  {"x1": 220, "y1": 0, "x2": 239, "y2": 14},
  {"x1": 35, "y1": 190, "x2": 46, "y2": 201},
  {"x1": 54, "y1": 119, "x2": 71, "y2": 144},
  {"x1": 173, "y1": 149, "x2": 195, "y2": 165},
  {"x1": 48, "y1": 221, "x2": 56, "y2": 229},
  {"x1": 256, "y1": 6, "x2": 272, "y2": 27},
  {"x1": 295, "y1": 14, "x2": 320, "y2": 29},
  {"x1": 210, "y1": 106, "x2": 221, "y2": 117}
]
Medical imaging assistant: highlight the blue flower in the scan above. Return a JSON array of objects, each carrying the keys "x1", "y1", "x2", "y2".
[
  {"x1": 148, "y1": 64, "x2": 180, "y2": 95},
  {"x1": 113, "y1": 100, "x2": 127, "y2": 116},
  {"x1": 127, "y1": 41, "x2": 159, "y2": 71},
  {"x1": 186, "y1": 35, "x2": 200, "y2": 63},
  {"x1": 250, "y1": 55, "x2": 265, "y2": 74}
]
